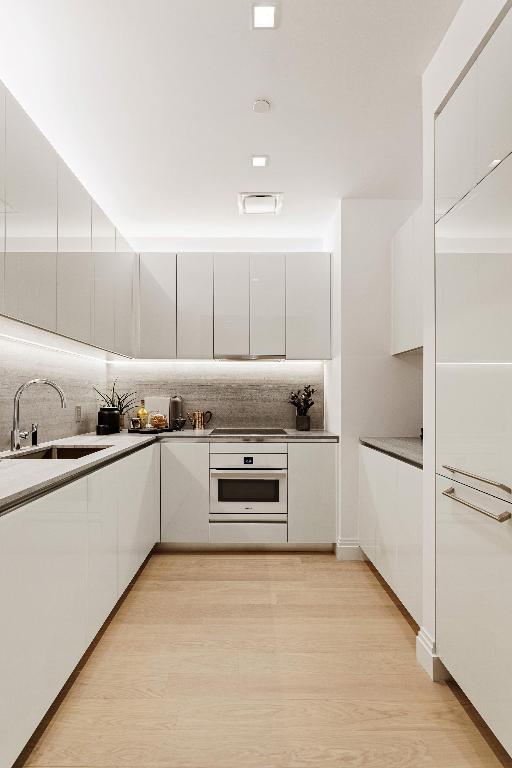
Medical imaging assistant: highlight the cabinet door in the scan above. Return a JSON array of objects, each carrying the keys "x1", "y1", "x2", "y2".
[
  {"x1": 476, "y1": 9, "x2": 512, "y2": 180},
  {"x1": 117, "y1": 445, "x2": 158, "y2": 594},
  {"x1": 4, "y1": 252, "x2": 57, "y2": 330},
  {"x1": 250, "y1": 253, "x2": 285, "y2": 356},
  {"x1": 177, "y1": 252, "x2": 213, "y2": 358},
  {"x1": 435, "y1": 65, "x2": 478, "y2": 218},
  {"x1": 394, "y1": 461, "x2": 422, "y2": 623},
  {"x1": 358, "y1": 445, "x2": 380, "y2": 564},
  {"x1": 437, "y1": 476, "x2": 512, "y2": 755},
  {"x1": 214, "y1": 253, "x2": 249, "y2": 357},
  {"x1": 139, "y1": 252, "x2": 176, "y2": 358},
  {"x1": 0, "y1": 481, "x2": 88, "y2": 768},
  {"x1": 161, "y1": 442, "x2": 209, "y2": 542},
  {"x1": 286, "y1": 253, "x2": 331, "y2": 359},
  {"x1": 288, "y1": 443, "x2": 337, "y2": 543},
  {"x1": 114, "y1": 250, "x2": 135, "y2": 357},
  {"x1": 92, "y1": 202, "x2": 116, "y2": 350},
  {"x1": 372, "y1": 451, "x2": 397, "y2": 590},
  {"x1": 86, "y1": 463, "x2": 118, "y2": 645},
  {"x1": 391, "y1": 210, "x2": 422, "y2": 354}
]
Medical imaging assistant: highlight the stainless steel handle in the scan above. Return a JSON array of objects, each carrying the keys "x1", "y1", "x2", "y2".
[
  {"x1": 442, "y1": 464, "x2": 512, "y2": 494},
  {"x1": 210, "y1": 469, "x2": 287, "y2": 476},
  {"x1": 442, "y1": 487, "x2": 511, "y2": 523}
]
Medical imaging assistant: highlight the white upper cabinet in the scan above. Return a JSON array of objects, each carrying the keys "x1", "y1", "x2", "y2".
[
  {"x1": 56, "y1": 159, "x2": 93, "y2": 343},
  {"x1": 177, "y1": 253, "x2": 213, "y2": 359},
  {"x1": 214, "y1": 253, "x2": 249, "y2": 357},
  {"x1": 139, "y1": 252, "x2": 176, "y2": 358},
  {"x1": 92, "y1": 202, "x2": 116, "y2": 351},
  {"x1": 476, "y1": 8, "x2": 512, "y2": 181},
  {"x1": 114, "y1": 235, "x2": 135, "y2": 357},
  {"x1": 391, "y1": 208, "x2": 422, "y2": 354},
  {"x1": 285, "y1": 252, "x2": 331, "y2": 359},
  {"x1": 250, "y1": 253, "x2": 285, "y2": 357},
  {"x1": 4, "y1": 92, "x2": 58, "y2": 330},
  {"x1": 435, "y1": 65, "x2": 478, "y2": 219}
]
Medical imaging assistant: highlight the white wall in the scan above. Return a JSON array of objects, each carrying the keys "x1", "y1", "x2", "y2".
[
  {"x1": 333, "y1": 199, "x2": 423, "y2": 559},
  {"x1": 418, "y1": 0, "x2": 511, "y2": 679}
]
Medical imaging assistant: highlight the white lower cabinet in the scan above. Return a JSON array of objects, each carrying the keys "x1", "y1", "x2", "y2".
[
  {"x1": 436, "y1": 475, "x2": 512, "y2": 756},
  {"x1": 117, "y1": 444, "x2": 160, "y2": 593},
  {"x1": 358, "y1": 445, "x2": 422, "y2": 623},
  {"x1": 86, "y1": 462, "x2": 119, "y2": 644},
  {"x1": 0, "y1": 444, "x2": 159, "y2": 768},
  {"x1": 287, "y1": 443, "x2": 337, "y2": 543},
  {"x1": 161, "y1": 442, "x2": 209, "y2": 543},
  {"x1": 0, "y1": 480, "x2": 88, "y2": 768},
  {"x1": 210, "y1": 522, "x2": 287, "y2": 544}
]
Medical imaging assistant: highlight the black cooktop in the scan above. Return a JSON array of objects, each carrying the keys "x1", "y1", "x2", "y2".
[{"x1": 210, "y1": 428, "x2": 287, "y2": 436}]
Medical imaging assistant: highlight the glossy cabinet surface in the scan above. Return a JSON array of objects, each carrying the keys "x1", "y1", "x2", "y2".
[
  {"x1": 286, "y1": 252, "x2": 331, "y2": 359},
  {"x1": 161, "y1": 442, "x2": 210, "y2": 542},
  {"x1": 358, "y1": 445, "x2": 422, "y2": 623},
  {"x1": 139, "y1": 252, "x2": 177, "y2": 358},
  {"x1": 0, "y1": 480, "x2": 88, "y2": 768},
  {"x1": 86, "y1": 463, "x2": 119, "y2": 645},
  {"x1": 0, "y1": 83, "x2": 5, "y2": 314},
  {"x1": 214, "y1": 253, "x2": 250, "y2": 357},
  {"x1": 288, "y1": 443, "x2": 337, "y2": 543},
  {"x1": 114, "y1": 250, "x2": 135, "y2": 357},
  {"x1": 391, "y1": 208, "x2": 422, "y2": 354},
  {"x1": 177, "y1": 252, "x2": 213, "y2": 359},
  {"x1": 436, "y1": 151, "x2": 512, "y2": 500},
  {"x1": 250, "y1": 253, "x2": 285, "y2": 356},
  {"x1": 436, "y1": 475, "x2": 512, "y2": 755},
  {"x1": 93, "y1": 252, "x2": 116, "y2": 351}
]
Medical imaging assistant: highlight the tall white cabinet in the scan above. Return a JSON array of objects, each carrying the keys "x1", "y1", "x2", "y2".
[
  {"x1": 139, "y1": 252, "x2": 177, "y2": 358},
  {"x1": 214, "y1": 253, "x2": 250, "y2": 357},
  {"x1": 285, "y1": 252, "x2": 331, "y2": 359},
  {"x1": 177, "y1": 253, "x2": 213, "y2": 358}
]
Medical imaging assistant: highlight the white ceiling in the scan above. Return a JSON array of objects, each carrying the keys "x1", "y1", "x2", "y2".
[{"x1": 0, "y1": 0, "x2": 462, "y2": 248}]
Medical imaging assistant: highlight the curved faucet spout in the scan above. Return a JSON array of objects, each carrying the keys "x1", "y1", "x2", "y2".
[{"x1": 11, "y1": 379, "x2": 67, "y2": 451}]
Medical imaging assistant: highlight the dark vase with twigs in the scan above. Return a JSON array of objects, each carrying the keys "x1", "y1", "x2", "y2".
[
  {"x1": 288, "y1": 385, "x2": 316, "y2": 431},
  {"x1": 94, "y1": 380, "x2": 137, "y2": 431}
]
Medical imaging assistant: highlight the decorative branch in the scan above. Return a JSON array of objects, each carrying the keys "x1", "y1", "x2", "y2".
[
  {"x1": 94, "y1": 380, "x2": 138, "y2": 415},
  {"x1": 288, "y1": 385, "x2": 316, "y2": 416}
]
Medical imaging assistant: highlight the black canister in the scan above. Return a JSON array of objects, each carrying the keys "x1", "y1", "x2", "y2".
[{"x1": 97, "y1": 406, "x2": 120, "y2": 434}]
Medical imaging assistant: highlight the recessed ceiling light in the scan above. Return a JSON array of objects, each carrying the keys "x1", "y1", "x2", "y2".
[
  {"x1": 253, "y1": 4, "x2": 276, "y2": 28},
  {"x1": 252, "y1": 155, "x2": 268, "y2": 168},
  {"x1": 238, "y1": 192, "x2": 283, "y2": 215},
  {"x1": 253, "y1": 98, "x2": 271, "y2": 113}
]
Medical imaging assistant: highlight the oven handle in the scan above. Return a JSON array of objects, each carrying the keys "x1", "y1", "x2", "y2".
[{"x1": 210, "y1": 470, "x2": 287, "y2": 476}]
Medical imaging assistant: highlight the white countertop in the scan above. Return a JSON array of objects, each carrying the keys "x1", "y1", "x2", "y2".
[
  {"x1": 157, "y1": 428, "x2": 339, "y2": 442},
  {"x1": 0, "y1": 432, "x2": 156, "y2": 516}
]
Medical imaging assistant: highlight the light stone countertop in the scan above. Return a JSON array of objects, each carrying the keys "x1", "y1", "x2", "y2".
[
  {"x1": 0, "y1": 432, "x2": 157, "y2": 516},
  {"x1": 157, "y1": 429, "x2": 339, "y2": 442},
  {"x1": 359, "y1": 437, "x2": 423, "y2": 468},
  {"x1": 0, "y1": 428, "x2": 339, "y2": 517}
]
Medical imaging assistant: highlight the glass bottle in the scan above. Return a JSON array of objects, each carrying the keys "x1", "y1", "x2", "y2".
[{"x1": 136, "y1": 399, "x2": 148, "y2": 429}]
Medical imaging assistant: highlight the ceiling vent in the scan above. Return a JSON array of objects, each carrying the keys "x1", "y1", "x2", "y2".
[{"x1": 238, "y1": 192, "x2": 283, "y2": 215}]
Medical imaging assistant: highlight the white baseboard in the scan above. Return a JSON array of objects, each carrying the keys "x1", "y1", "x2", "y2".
[
  {"x1": 416, "y1": 626, "x2": 451, "y2": 682},
  {"x1": 335, "y1": 538, "x2": 364, "y2": 561}
]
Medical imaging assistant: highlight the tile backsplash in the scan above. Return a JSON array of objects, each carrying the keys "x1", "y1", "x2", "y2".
[
  {"x1": 107, "y1": 361, "x2": 325, "y2": 429},
  {"x1": 0, "y1": 336, "x2": 107, "y2": 451}
]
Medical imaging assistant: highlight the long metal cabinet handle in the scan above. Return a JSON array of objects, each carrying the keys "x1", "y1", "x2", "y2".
[
  {"x1": 442, "y1": 464, "x2": 512, "y2": 494},
  {"x1": 442, "y1": 487, "x2": 512, "y2": 523}
]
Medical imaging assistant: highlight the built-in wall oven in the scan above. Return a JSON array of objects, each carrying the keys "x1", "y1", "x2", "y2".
[{"x1": 209, "y1": 443, "x2": 287, "y2": 543}]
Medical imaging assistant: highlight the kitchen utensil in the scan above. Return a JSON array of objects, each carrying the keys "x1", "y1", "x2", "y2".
[{"x1": 187, "y1": 410, "x2": 212, "y2": 430}]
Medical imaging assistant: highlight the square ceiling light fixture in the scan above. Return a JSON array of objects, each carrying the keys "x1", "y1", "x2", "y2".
[
  {"x1": 252, "y1": 155, "x2": 268, "y2": 167},
  {"x1": 238, "y1": 192, "x2": 283, "y2": 215},
  {"x1": 253, "y1": 4, "x2": 277, "y2": 28}
]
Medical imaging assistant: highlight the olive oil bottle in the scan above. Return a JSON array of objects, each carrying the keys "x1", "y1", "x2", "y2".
[{"x1": 136, "y1": 399, "x2": 148, "y2": 429}]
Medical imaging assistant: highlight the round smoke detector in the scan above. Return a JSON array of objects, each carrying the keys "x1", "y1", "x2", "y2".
[{"x1": 253, "y1": 98, "x2": 271, "y2": 113}]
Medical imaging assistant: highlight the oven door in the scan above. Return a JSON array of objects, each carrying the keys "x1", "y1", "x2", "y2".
[{"x1": 209, "y1": 469, "x2": 287, "y2": 520}]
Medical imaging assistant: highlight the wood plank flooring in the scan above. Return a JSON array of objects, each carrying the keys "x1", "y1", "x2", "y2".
[{"x1": 20, "y1": 553, "x2": 511, "y2": 768}]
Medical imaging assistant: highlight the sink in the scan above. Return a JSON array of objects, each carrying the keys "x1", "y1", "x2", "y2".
[{"x1": 5, "y1": 445, "x2": 113, "y2": 460}]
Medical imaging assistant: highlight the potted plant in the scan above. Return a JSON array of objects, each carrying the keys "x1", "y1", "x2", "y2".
[
  {"x1": 288, "y1": 385, "x2": 316, "y2": 431},
  {"x1": 94, "y1": 380, "x2": 137, "y2": 431}
]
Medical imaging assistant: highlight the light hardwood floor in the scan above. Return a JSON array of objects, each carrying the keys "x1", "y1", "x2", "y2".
[{"x1": 20, "y1": 553, "x2": 511, "y2": 768}]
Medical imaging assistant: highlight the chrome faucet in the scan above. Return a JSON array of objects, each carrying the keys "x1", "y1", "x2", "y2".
[{"x1": 11, "y1": 379, "x2": 67, "y2": 451}]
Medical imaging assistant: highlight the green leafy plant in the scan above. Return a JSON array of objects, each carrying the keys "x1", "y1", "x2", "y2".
[
  {"x1": 288, "y1": 385, "x2": 316, "y2": 416},
  {"x1": 94, "y1": 380, "x2": 137, "y2": 416}
]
